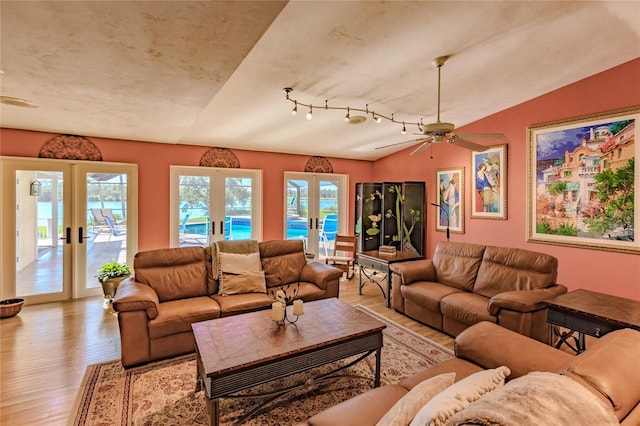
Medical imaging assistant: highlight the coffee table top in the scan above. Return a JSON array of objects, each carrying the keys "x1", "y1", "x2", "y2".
[
  {"x1": 192, "y1": 298, "x2": 386, "y2": 379},
  {"x1": 358, "y1": 250, "x2": 424, "y2": 264},
  {"x1": 546, "y1": 289, "x2": 640, "y2": 329}
]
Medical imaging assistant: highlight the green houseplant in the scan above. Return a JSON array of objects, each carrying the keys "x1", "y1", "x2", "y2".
[{"x1": 96, "y1": 260, "x2": 132, "y2": 300}]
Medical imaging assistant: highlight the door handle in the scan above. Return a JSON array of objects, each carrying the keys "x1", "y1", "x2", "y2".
[
  {"x1": 211, "y1": 221, "x2": 215, "y2": 235},
  {"x1": 78, "y1": 227, "x2": 90, "y2": 244},
  {"x1": 220, "y1": 221, "x2": 224, "y2": 235},
  {"x1": 308, "y1": 218, "x2": 312, "y2": 229},
  {"x1": 315, "y1": 218, "x2": 319, "y2": 229},
  {"x1": 59, "y1": 227, "x2": 71, "y2": 244}
]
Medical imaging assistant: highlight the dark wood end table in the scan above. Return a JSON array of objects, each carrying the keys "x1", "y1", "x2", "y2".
[
  {"x1": 192, "y1": 298, "x2": 386, "y2": 426},
  {"x1": 357, "y1": 250, "x2": 424, "y2": 308},
  {"x1": 545, "y1": 289, "x2": 640, "y2": 353}
]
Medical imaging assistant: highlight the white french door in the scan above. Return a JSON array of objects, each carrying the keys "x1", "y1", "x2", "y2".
[
  {"x1": 0, "y1": 157, "x2": 138, "y2": 304},
  {"x1": 169, "y1": 166, "x2": 262, "y2": 247},
  {"x1": 284, "y1": 172, "x2": 348, "y2": 259}
]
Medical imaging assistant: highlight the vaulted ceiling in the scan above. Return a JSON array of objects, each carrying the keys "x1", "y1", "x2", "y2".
[{"x1": 1, "y1": 1, "x2": 639, "y2": 160}]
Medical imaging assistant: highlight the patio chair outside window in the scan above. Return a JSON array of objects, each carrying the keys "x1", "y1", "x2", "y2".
[{"x1": 319, "y1": 214, "x2": 338, "y2": 256}]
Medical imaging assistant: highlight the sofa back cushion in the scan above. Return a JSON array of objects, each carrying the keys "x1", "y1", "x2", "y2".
[
  {"x1": 433, "y1": 242, "x2": 486, "y2": 292},
  {"x1": 133, "y1": 246, "x2": 208, "y2": 302},
  {"x1": 559, "y1": 328, "x2": 640, "y2": 421},
  {"x1": 473, "y1": 246, "x2": 558, "y2": 298},
  {"x1": 259, "y1": 239, "x2": 307, "y2": 287}
]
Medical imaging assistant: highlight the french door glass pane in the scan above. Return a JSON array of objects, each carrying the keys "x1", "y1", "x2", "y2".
[
  {"x1": 286, "y1": 179, "x2": 310, "y2": 242},
  {"x1": 178, "y1": 175, "x2": 211, "y2": 247},
  {"x1": 85, "y1": 172, "x2": 129, "y2": 289},
  {"x1": 16, "y1": 170, "x2": 64, "y2": 297},
  {"x1": 225, "y1": 177, "x2": 253, "y2": 240}
]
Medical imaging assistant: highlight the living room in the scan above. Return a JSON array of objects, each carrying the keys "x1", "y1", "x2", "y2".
[{"x1": 1, "y1": 2, "x2": 639, "y2": 425}]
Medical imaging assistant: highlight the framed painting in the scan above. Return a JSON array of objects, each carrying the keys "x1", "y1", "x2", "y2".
[
  {"x1": 527, "y1": 106, "x2": 639, "y2": 254},
  {"x1": 471, "y1": 144, "x2": 508, "y2": 219},
  {"x1": 436, "y1": 167, "x2": 464, "y2": 236}
]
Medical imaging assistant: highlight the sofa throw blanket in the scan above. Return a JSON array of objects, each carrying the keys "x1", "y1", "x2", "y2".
[
  {"x1": 212, "y1": 240, "x2": 266, "y2": 296},
  {"x1": 445, "y1": 372, "x2": 619, "y2": 426}
]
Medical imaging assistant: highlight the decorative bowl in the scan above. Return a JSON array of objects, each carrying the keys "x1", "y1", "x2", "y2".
[{"x1": 0, "y1": 298, "x2": 25, "y2": 319}]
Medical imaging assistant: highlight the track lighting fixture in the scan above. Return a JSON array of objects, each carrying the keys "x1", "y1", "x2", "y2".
[{"x1": 283, "y1": 87, "x2": 425, "y2": 133}]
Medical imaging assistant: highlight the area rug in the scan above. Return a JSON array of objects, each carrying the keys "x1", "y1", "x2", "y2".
[{"x1": 70, "y1": 305, "x2": 453, "y2": 426}]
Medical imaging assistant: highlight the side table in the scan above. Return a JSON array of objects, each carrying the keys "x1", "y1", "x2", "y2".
[
  {"x1": 356, "y1": 250, "x2": 423, "y2": 308},
  {"x1": 545, "y1": 289, "x2": 640, "y2": 353}
]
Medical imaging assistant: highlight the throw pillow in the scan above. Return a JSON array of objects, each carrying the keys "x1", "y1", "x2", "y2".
[
  {"x1": 218, "y1": 252, "x2": 266, "y2": 295},
  {"x1": 376, "y1": 373, "x2": 456, "y2": 426},
  {"x1": 409, "y1": 366, "x2": 510, "y2": 426}
]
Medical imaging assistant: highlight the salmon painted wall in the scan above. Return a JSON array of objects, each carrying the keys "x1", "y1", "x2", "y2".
[
  {"x1": 0, "y1": 129, "x2": 374, "y2": 251},
  {"x1": 373, "y1": 58, "x2": 640, "y2": 300}
]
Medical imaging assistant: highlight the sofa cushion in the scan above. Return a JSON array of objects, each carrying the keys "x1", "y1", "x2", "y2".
[
  {"x1": 259, "y1": 239, "x2": 307, "y2": 287},
  {"x1": 440, "y1": 292, "x2": 495, "y2": 327},
  {"x1": 211, "y1": 292, "x2": 274, "y2": 317},
  {"x1": 559, "y1": 328, "x2": 640, "y2": 421},
  {"x1": 133, "y1": 246, "x2": 208, "y2": 302},
  {"x1": 433, "y1": 242, "x2": 485, "y2": 292},
  {"x1": 148, "y1": 296, "x2": 220, "y2": 339},
  {"x1": 410, "y1": 366, "x2": 510, "y2": 426},
  {"x1": 473, "y1": 246, "x2": 558, "y2": 298},
  {"x1": 375, "y1": 373, "x2": 455, "y2": 426},
  {"x1": 401, "y1": 281, "x2": 464, "y2": 313}
]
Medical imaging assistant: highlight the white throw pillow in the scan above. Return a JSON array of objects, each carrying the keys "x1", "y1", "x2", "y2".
[
  {"x1": 376, "y1": 373, "x2": 455, "y2": 426},
  {"x1": 409, "y1": 366, "x2": 510, "y2": 426}
]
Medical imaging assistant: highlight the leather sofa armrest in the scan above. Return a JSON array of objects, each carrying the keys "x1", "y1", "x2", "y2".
[
  {"x1": 487, "y1": 284, "x2": 568, "y2": 315},
  {"x1": 113, "y1": 278, "x2": 160, "y2": 320},
  {"x1": 455, "y1": 321, "x2": 573, "y2": 379},
  {"x1": 300, "y1": 261, "x2": 344, "y2": 290},
  {"x1": 390, "y1": 259, "x2": 435, "y2": 285}
]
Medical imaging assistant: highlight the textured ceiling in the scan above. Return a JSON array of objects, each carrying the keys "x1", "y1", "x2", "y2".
[{"x1": 1, "y1": 1, "x2": 639, "y2": 160}]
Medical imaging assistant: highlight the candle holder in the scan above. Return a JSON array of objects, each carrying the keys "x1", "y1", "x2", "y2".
[{"x1": 269, "y1": 283, "x2": 304, "y2": 326}]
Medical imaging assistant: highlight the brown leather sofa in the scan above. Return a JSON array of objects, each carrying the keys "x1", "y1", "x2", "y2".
[
  {"x1": 301, "y1": 321, "x2": 640, "y2": 425},
  {"x1": 113, "y1": 239, "x2": 343, "y2": 367},
  {"x1": 390, "y1": 241, "x2": 567, "y2": 342}
]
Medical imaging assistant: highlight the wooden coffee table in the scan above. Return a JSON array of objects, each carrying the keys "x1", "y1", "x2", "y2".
[{"x1": 192, "y1": 298, "x2": 386, "y2": 426}]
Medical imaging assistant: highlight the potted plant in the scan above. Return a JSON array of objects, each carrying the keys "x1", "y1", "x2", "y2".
[{"x1": 96, "y1": 260, "x2": 132, "y2": 300}]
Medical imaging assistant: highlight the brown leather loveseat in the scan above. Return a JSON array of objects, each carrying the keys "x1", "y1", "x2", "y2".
[
  {"x1": 302, "y1": 321, "x2": 640, "y2": 425},
  {"x1": 390, "y1": 241, "x2": 568, "y2": 342},
  {"x1": 113, "y1": 239, "x2": 343, "y2": 367}
]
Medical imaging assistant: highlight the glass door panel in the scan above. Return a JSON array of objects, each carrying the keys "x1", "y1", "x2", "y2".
[
  {"x1": 80, "y1": 168, "x2": 136, "y2": 297},
  {"x1": 286, "y1": 178, "x2": 310, "y2": 243},
  {"x1": 178, "y1": 175, "x2": 211, "y2": 247},
  {"x1": 15, "y1": 169, "x2": 67, "y2": 299},
  {"x1": 225, "y1": 177, "x2": 254, "y2": 241}
]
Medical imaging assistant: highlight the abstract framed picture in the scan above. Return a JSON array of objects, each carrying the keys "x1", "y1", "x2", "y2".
[
  {"x1": 436, "y1": 167, "x2": 464, "y2": 236},
  {"x1": 470, "y1": 144, "x2": 508, "y2": 220},
  {"x1": 527, "y1": 106, "x2": 639, "y2": 254}
]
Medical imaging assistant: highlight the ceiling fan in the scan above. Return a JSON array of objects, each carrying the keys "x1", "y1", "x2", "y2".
[{"x1": 375, "y1": 56, "x2": 506, "y2": 155}]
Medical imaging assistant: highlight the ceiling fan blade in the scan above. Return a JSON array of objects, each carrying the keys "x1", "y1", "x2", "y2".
[
  {"x1": 375, "y1": 138, "x2": 425, "y2": 150},
  {"x1": 409, "y1": 141, "x2": 432, "y2": 156},
  {"x1": 456, "y1": 133, "x2": 507, "y2": 140},
  {"x1": 449, "y1": 136, "x2": 491, "y2": 152}
]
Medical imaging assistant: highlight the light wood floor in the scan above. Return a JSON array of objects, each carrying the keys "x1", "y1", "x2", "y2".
[{"x1": 0, "y1": 274, "x2": 453, "y2": 426}]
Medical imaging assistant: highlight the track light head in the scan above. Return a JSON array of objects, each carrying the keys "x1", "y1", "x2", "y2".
[{"x1": 306, "y1": 106, "x2": 313, "y2": 120}]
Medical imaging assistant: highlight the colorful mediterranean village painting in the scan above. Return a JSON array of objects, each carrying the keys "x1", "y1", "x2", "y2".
[{"x1": 530, "y1": 113, "x2": 636, "y2": 252}]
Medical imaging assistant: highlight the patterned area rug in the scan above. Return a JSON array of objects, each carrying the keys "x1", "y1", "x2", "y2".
[{"x1": 70, "y1": 305, "x2": 453, "y2": 426}]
